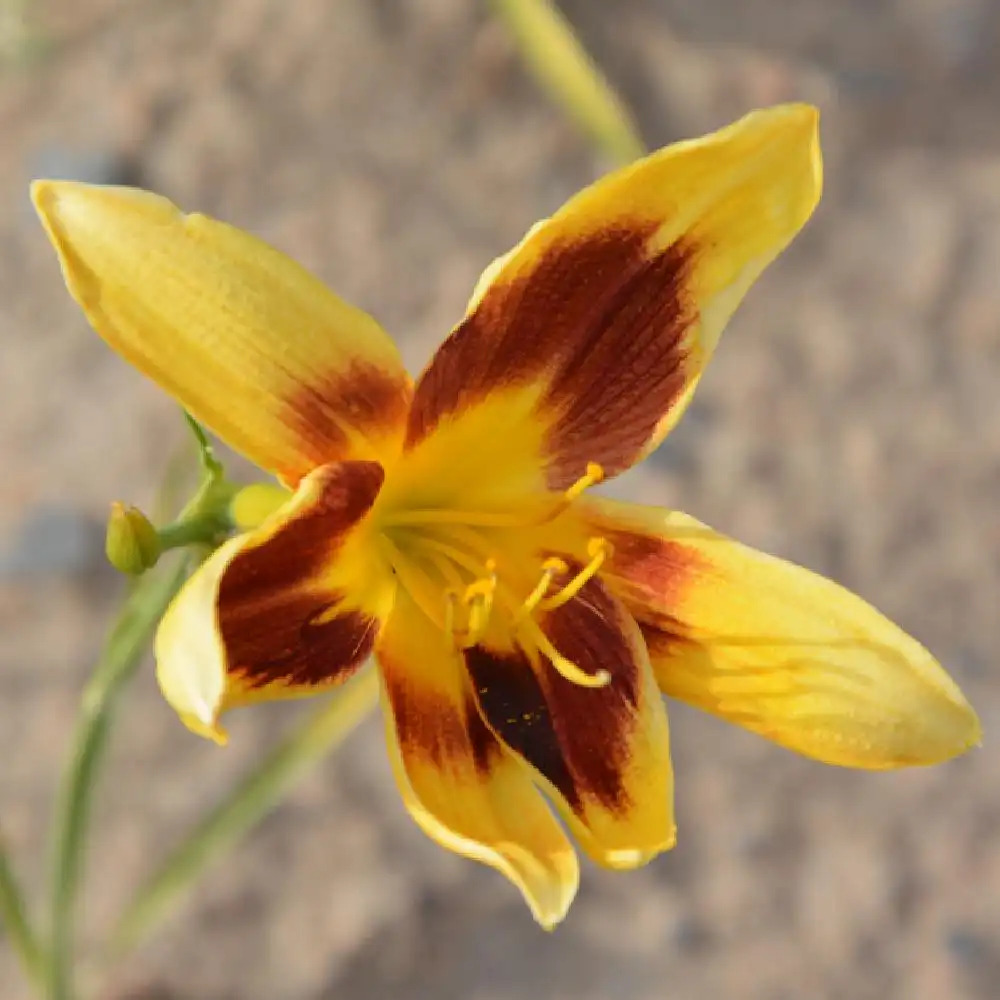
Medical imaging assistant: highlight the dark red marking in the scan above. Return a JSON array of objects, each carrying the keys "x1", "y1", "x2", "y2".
[
  {"x1": 544, "y1": 571, "x2": 641, "y2": 711},
  {"x1": 466, "y1": 575, "x2": 644, "y2": 815},
  {"x1": 217, "y1": 460, "x2": 385, "y2": 689},
  {"x1": 383, "y1": 671, "x2": 501, "y2": 778},
  {"x1": 465, "y1": 646, "x2": 582, "y2": 810},
  {"x1": 636, "y1": 614, "x2": 696, "y2": 662},
  {"x1": 281, "y1": 361, "x2": 411, "y2": 483},
  {"x1": 598, "y1": 521, "x2": 705, "y2": 627},
  {"x1": 224, "y1": 597, "x2": 376, "y2": 690},
  {"x1": 406, "y1": 223, "x2": 697, "y2": 487}
]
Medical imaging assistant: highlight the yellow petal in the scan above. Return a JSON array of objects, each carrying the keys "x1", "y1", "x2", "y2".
[
  {"x1": 466, "y1": 575, "x2": 675, "y2": 869},
  {"x1": 32, "y1": 181, "x2": 412, "y2": 484},
  {"x1": 403, "y1": 104, "x2": 821, "y2": 492},
  {"x1": 377, "y1": 590, "x2": 578, "y2": 928},
  {"x1": 155, "y1": 461, "x2": 391, "y2": 741},
  {"x1": 155, "y1": 537, "x2": 241, "y2": 744},
  {"x1": 585, "y1": 498, "x2": 982, "y2": 768}
]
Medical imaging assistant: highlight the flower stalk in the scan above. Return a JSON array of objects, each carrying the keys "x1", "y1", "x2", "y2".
[
  {"x1": 488, "y1": 0, "x2": 645, "y2": 165},
  {"x1": 0, "y1": 831, "x2": 45, "y2": 990},
  {"x1": 46, "y1": 558, "x2": 191, "y2": 1000}
]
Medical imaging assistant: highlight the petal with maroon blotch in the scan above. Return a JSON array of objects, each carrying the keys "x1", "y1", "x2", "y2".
[
  {"x1": 583, "y1": 497, "x2": 982, "y2": 769},
  {"x1": 466, "y1": 575, "x2": 675, "y2": 869},
  {"x1": 377, "y1": 590, "x2": 579, "y2": 929},
  {"x1": 155, "y1": 461, "x2": 391, "y2": 743},
  {"x1": 401, "y1": 105, "x2": 821, "y2": 498},
  {"x1": 32, "y1": 182, "x2": 412, "y2": 484}
]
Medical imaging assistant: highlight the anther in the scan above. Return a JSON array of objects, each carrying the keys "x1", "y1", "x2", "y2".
[
  {"x1": 519, "y1": 616, "x2": 612, "y2": 689},
  {"x1": 564, "y1": 462, "x2": 604, "y2": 502},
  {"x1": 459, "y1": 559, "x2": 497, "y2": 648},
  {"x1": 519, "y1": 557, "x2": 569, "y2": 618},
  {"x1": 550, "y1": 654, "x2": 612, "y2": 689},
  {"x1": 537, "y1": 462, "x2": 606, "y2": 526},
  {"x1": 539, "y1": 537, "x2": 611, "y2": 611}
]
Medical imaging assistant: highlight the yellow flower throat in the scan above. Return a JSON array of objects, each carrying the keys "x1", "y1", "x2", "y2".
[{"x1": 376, "y1": 463, "x2": 612, "y2": 688}]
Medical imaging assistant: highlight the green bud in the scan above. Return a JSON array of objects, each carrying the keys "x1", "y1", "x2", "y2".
[
  {"x1": 106, "y1": 502, "x2": 162, "y2": 574},
  {"x1": 229, "y1": 482, "x2": 291, "y2": 529}
]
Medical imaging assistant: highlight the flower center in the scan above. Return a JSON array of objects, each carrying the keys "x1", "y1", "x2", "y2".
[{"x1": 377, "y1": 463, "x2": 612, "y2": 688}]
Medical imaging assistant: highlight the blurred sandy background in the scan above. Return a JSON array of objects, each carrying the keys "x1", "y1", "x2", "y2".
[{"x1": 1, "y1": 2, "x2": 998, "y2": 998}]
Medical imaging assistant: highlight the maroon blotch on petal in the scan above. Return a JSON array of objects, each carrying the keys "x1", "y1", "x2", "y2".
[
  {"x1": 216, "y1": 459, "x2": 385, "y2": 690},
  {"x1": 406, "y1": 223, "x2": 697, "y2": 487}
]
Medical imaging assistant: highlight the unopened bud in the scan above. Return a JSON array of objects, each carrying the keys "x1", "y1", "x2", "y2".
[
  {"x1": 106, "y1": 502, "x2": 161, "y2": 574},
  {"x1": 229, "y1": 482, "x2": 290, "y2": 529}
]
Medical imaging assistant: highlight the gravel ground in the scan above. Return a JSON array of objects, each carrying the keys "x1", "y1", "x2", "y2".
[{"x1": 1, "y1": 2, "x2": 997, "y2": 998}]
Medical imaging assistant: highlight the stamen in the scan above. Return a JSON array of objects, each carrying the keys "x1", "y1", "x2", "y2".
[
  {"x1": 519, "y1": 557, "x2": 569, "y2": 618},
  {"x1": 383, "y1": 507, "x2": 540, "y2": 529},
  {"x1": 443, "y1": 590, "x2": 459, "y2": 646},
  {"x1": 382, "y1": 461, "x2": 607, "y2": 531},
  {"x1": 565, "y1": 462, "x2": 605, "y2": 502},
  {"x1": 519, "y1": 615, "x2": 611, "y2": 689},
  {"x1": 539, "y1": 537, "x2": 611, "y2": 611},
  {"x1": 379, "y1": 535, "x2": 451, "y2": 629},
  {"x1": 411, "y1": 534, "x2": 490, "y2": 578},
  {"x1": 531, "y1": 462, "x2": 607, "y2": 527},
  {"x1": 463, "y1": 597, "x2": 488, "y2": 647},
  {"x1": 461, "y1": 560, "x2": 497, "y2": 647}
]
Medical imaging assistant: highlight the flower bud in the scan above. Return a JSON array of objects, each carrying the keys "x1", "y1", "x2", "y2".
[
  {"x1": 106, "y1": 502, "x2": 161, "y2": 574},
  {"x1": 229, "y1": 482, "x2": 290, "y2": 529}
]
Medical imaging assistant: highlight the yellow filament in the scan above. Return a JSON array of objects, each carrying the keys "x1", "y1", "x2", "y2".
[
  {"x1": 519, "y1": 557, "x2": 569, "y2": 618},
  {"x1": 565, "y1": 462, "x2": 604, "y2": 501},
  {"x1": 519, "y1": 615, "x2": 611, "y2": 689},
  {"x1": 463, "y1": 597, "x2": 489, "y2": 647},
  {"x1": 463, "y1": 559, "x2": 498, "y2": 603},
  {"x1": 461, "y1": 560, "x2": 497, "y2": 647},
  {"x1": 383, "y1": 507, "x2": 542, "y2": 529},
  {"x1": 380, "y1": 534, "x2": 450, "y2": 630},
  {"x1": 409, "y1": 533, "x2": 489, "y2": 578},
  {"x1": 443, "y1": 590, "x2": 459, "y2": 646},
  {"x1": 382, "y1": 462, "x2": 606, "y2": 530},
  {"x1": 382, "y1": 461, "x2": 612, "y2": 677},
  {"x1": 539, "y1": 537, "x2": 610, "y2": 612}
]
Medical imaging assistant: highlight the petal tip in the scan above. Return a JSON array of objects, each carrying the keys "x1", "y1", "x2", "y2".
[
  {"x1": 31, "y1": 179, "x2": 70, "y2": 248},
  {"x1": 528, "y1": 871, "x2": 579, "y2": 931},
  {"x1": 29, "y1": 177, "x2": 54, "y2": 216},
  {"x1": 178, "y1": 709, "x2": 229, "y2": 746},
  {"x1": 599, "y1": 830, "x2": 677, "y2": 871},
  {"x1": 908, "y1": 670, "x2": 982, "y2": 766},
  {"x1": 746, "y1": 101, "x2": 823, "y2": 222},
  {"x1": 950, "y1": 699, "x2": 983, "y2": 758},
  {"x1": 31, "y1": 178, "x2": 104, "y2": 229},
  {"x1": 776, "y1": 101, "x2": 819, "y2": 129}
]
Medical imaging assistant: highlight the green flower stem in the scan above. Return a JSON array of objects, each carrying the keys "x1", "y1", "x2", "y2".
[
  {"x1": 182, "y1": 412, "x2": 222, "y2": 479},
  {"x1": 153, "y1": 417, "x2": 238, "y2": 556},
  {"x1": 46, "y1": 558, "x2": 190, "y2": 1000},
  {"x1": 0, "y1": 831, "x2": 45, "y2": 990},
  {"x1": 156, "y1": 515, "x2": 228, "y2": 551},
  {"x1": 110, "y1": 667, "x2": 380, "y2": 957},
  {"x1": 488, "y1": 0, "x2": 645, "y2": 165}
]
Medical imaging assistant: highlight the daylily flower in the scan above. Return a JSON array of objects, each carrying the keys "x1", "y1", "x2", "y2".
[{"x1": 33, "y1": 105, "x2": 979, "y2": 928}]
